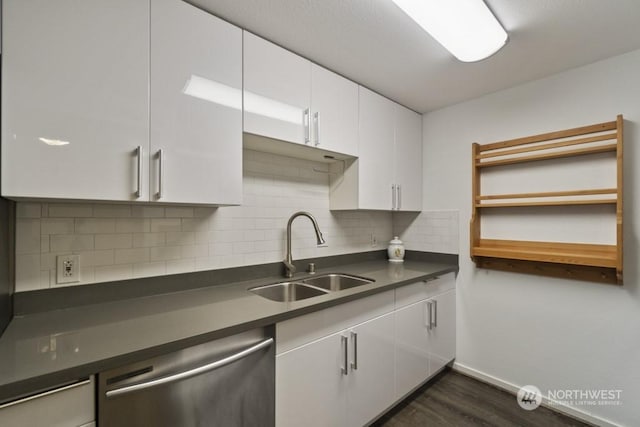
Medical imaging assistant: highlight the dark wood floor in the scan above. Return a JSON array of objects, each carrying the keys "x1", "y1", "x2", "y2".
[{"x1": 373, "y1": 370, "x2": 593, "y2": 427}]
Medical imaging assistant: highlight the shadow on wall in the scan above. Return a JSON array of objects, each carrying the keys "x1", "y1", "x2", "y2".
[{"x1": 623, "y1": 120, "x2": 638, "y2": 296}]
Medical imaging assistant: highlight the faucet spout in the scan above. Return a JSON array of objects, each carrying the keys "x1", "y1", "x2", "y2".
[{"x1": 284, "y1": 211, "x2": 326, "y2": 278}]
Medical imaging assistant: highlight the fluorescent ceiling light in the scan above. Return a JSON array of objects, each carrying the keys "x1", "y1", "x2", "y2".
[
  {"x1": 391, "y1": 0, "x2": 508, "y2": 62},
  {"x1": 39, "y1": 137, "x2": 70, "y2": 146}
]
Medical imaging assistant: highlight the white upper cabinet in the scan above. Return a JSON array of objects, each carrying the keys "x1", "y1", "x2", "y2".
[
  {"x1": 310, "y1": 65, "x2": 359, "y2": 156},
  {"x1": 394, "y1": 104, "x2": 423, "y2": 211},
  {"x1": 243, "y1": 32, "x2": 312, "y2": 145},
  {"x1": 330, "y1": 87, "x2": 423, "y2": 211},
  {"x1": 243, "y1": 32, "x2": 358, "y2": 156},
  {"x1": 357, "y1": 87, "x2": 396, "y2": 210},
  {"x1": 150, "y1": 0, "x2": 242, "y2": 205},
  {"x1": 2, "y1": 0, "x2": 243, "y2": 205},
  {"x1": 1, "y1": 0, "x2": 149, "y2": 201}
]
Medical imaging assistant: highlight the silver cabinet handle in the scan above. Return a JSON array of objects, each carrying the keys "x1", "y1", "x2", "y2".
[
  {"x1": 303, "y1": 108, "x2": 311, "y2": 144},
  {"x1": 426, "y1": 300, "x2": 433, "y2": 330},
  {"x1": 156, "y1": 149, "x2": 164, "y2": 199},
  {"x1": 392, "y1": 184, "x2": 397, "y2": 210},
  {"x1": 397, "y1": 184, "x2": 402, "y2": 210},
  {"x1": 135, "y1": 146, "x2": 143, "y2": 198},
  {"x1": 105, "y1": 338, "x2": 273, "y2": 398},
  {"x1": 0, "y1": 378, "x2": 91, "y2": 410},
  {"x1": 341, "y1": 335, "x2": 349, "y2": 376},
  {"x1": 350, "y1": 331, "x2": 358, "y2": 371},
  {"x1": 433, "y1": 299, "x2": 438, "y2": 328},
  {"x1": 314, "y1": 111, "x2": 320, "y2": 146}
]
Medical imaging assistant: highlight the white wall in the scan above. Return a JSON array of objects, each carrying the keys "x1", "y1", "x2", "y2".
[
  {"x1": 15, "y1": 149, "x2": 392, "y2": 291},
  {"x1": 423, "y1": 49, "x2": 640, "y2": 426}
]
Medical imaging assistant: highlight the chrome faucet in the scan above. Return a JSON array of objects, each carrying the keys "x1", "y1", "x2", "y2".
[{"x1": 284, "y1": 211, "x2": 326, "y2": 278}]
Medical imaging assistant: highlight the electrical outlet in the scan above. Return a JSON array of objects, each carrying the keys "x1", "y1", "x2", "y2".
[
  {"x1": 56, "y1": 255, "x2": 80, "y2": 284},
  {"x1": 370, "y1": 233, "x2": 378, "y2": 247}
]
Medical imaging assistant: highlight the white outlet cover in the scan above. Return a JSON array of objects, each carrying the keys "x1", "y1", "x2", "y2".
[{"x1": 56, "y1": 255, "x2": 80, "y2": 284}]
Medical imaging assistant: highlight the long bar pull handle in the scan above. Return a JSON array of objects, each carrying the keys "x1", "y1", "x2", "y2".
[
  {"x1": 314, "y1": 112, "x2": 320, "y2": 146},
  {"x1": 433, "y1": 299, "x2": 438, "y2": 328},
  {"x1": 350, "y1": 331, "x2": 358, "y2": 371},
  {"x1": 135, "y1": 146, "x2": 143, "y2": 198},
  {"x1": 156, "y1": 149, "x2": 164, "y2": 199},
  {"x1": 0, "y1": 378, "x2": 91, "y2": 410},
  {"x1": 341, "y1": 335, "x2": 349, "y2": 376},
  {"x1": 105, "y1": 338, "x2": 273, "y2": 398},
  {"x1": 426, "y1": 301, "x2": 433, "y2": 330},
  {"x1": 392, "y1": 184, "x2": 397, "y2": 210},
  {"x1": 397, "y1": 184, "x2": 402, "y2": 210},
  {"x1": 303, "y1": 108, "x2": 311, "y2": 144}
]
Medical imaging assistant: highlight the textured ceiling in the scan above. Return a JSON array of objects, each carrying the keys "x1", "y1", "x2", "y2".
[{"x1": 187, "y1": 0, "x2": 640, "y2": 113}]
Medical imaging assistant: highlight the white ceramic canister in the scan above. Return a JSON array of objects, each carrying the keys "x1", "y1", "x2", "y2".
[{"x1": 387, "y1": 236, "x2": 405, "y2": 263}]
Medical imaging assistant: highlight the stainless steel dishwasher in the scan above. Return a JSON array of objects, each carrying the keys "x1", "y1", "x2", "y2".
[{"x1": 98, "y1": 327, "x2": 274, "y2": 427}]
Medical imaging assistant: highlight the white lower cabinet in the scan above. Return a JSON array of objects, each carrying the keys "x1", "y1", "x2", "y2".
[
  {"x1": 276, "y1": 312, "x2": 395, "y2": 427},
  {"x1": 0, "y1": 376, "x2": 95, "y2": 427},
  {"x1": 346, "y1": 313, "x2": 396, "y2": 427},
  {"x1": 395, "y1": 273, "x2": 456, "y2": 400},
  {"x1": 276, "y1": 273, "x2": 456, "y2": 426}
]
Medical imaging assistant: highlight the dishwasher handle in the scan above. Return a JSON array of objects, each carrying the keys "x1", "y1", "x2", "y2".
[{"x1": 105, "y1": 337, "x2": 273, "y2": 399}]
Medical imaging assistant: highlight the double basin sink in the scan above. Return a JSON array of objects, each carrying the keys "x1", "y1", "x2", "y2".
[{"x1": 249, "y1": 273, "x2": 375, "y2": 302}]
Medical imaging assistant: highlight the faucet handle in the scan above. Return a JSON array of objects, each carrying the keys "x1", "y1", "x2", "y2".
[{"x1": 307, "y1": 263, "x2": 316, "y2": 274}]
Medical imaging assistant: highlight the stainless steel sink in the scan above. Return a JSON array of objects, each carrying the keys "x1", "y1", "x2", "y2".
[
  {"x1": 302, "y1": 273, "x2": 374, "y2": 291},
  {"x1": 249, "y1": 281, "x2": 329, "y2": 302}
]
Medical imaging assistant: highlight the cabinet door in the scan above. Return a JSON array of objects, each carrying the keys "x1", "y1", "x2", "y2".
[
  {"x1": 276, "y1": 332, "x2": 348, "y2": 427},
  {"x1": 243, "y1": 32, "x2": 311, "y2": 145},
  {"x1": 347, "y1": 312, "x2": 396, "y2": 427},
  {"x1": 1, "y1": 0, "x2": 149, "y2": 201},
  {"x1": 0, "y1": 377, "x2": 94, "y2": 427},
  {"x1": 310, "y1": 65, "x2": 358, "y2": 156},
  {"x1": 394, "y1": 104, "x2": 423, "y2": 211},
  {"x1": 428, "y1": 290, "x2": 456, "y2": 374},
  {"x1": 395, "y1": 300, "x2": 430, "y2": 400},
  {"x1": 150, "y1": 0, "x2": 242, "y2": 205},
  {"x1": 357, "y1": 87, "x2": 395, "y2": 210}
]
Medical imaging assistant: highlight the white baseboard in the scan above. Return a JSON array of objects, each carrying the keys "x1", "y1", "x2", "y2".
[{"x1": 452, "y1": 362, "x2": 622, "y2": 427}]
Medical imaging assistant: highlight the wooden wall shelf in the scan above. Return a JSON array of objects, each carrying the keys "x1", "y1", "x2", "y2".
[{"x1": 470, "y1": 115, "x2": 624, "y2": 284}]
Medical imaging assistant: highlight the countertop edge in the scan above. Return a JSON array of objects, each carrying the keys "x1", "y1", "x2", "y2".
[{"x1": 0, "y1": 259, "x2": 457, "y2": 403}]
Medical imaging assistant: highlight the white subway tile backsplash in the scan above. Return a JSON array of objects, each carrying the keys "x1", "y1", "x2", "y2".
[
  {"x1": 77, "y1": 250, "x2": 115, "y2": 267},
  {"x1": 131, "y1": 206, "x2": 165, "y2": 218},
  {"x1": 150, "y1": 218, "x2": 182, "y2": 233},
  {"x1": 50, "y1": 235, "x2": 95, "y2": 252},
  {"x1": 16, "y1": 254, "x2": 43, "y2": 291},
  {"x1": 93, "y1": 204, "x2": 132, "y2": 218},
  {"x1": 75, "y1": 218, "x2": 116, "y2": 234},
  {"x1": 133, "y1": 233, "x2": 166, "y2": 248},
  {"x1": 116, "y1": 218, "x2": 151, "y2": 233},
  {"x1": 165, "y1": 207, "x2": 194, "y2": 218},
  {"x1": 16, "y1": 203, "x2": 41, "y2": 219},
  {"x1": 41, "y1": 218, "x2": 74, "y2": 235},
  {"x1": 393, "y1": 210, "x2": 459, "y2": 255},
  {"x1": 95, "y1": 234, "x2": 133, "y2": 250},
  {"x1": 115, "y1": 248, "x2": 150, "y2": 265},
  {"x1": 165, "y1": 231, "x2": 195, "y2": 246},
  {"x1": 15, "y1": 149, "x2": 394, "y2": 291},
  {"x1": 49, "y1": 204, "x2": 93, "y2": 218},
  {"x1": 16, "y1": 219, "x2": 41, "y2": 254},
  {"x1": 150, "y1": 246, "x2": 182, "y2": 262}
]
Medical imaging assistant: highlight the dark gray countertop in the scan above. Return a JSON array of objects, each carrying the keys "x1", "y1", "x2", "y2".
[{"x1": 0, "y1": 254, "x2": 457, "y2": 403}]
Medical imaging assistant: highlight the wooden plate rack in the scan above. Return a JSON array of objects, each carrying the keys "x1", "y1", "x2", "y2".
[{"x1": 470, "y1": 115, "x2": 623, "y2": 284}]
